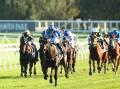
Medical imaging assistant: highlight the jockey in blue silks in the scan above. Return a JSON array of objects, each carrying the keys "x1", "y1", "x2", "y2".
[
  {"x1": 63, "y1": 30, "x2": 76, "y2": 48},
  {"x1": 108, "y1": 29, "x2": 120, "y2": 49},
  {"x1": 42, "y1": 25, "x2": 63, "y2": 54},
  {"x1": 109, "y1": 29, "x2": 120, "y2": 42}
]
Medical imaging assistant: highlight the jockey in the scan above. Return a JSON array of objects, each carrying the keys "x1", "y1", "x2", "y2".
[
  {"x1": 102, "y1": 32, "x2": 109, "y2": 52},
  {"x1": 42, "y1": 25, "x2": 63, "y2": 54},
  {"x1": 108, "y1": 29, "x2": 120, "y2": 47},
  {"x1": 112, "y1": 29, "x2": 120, "y2": 41},
  {"x1": 63, "y1": 30, "x2": 76, "y2": 48},
  {"x1": 21, "y1": 29, "x2": 33, "y2": 42},
  {"x1": 88, "y1": 28, "x2": 99, "y2": 49},
  {"x1": 20, "y1": 29, "x2": 33, "y2": 50}
]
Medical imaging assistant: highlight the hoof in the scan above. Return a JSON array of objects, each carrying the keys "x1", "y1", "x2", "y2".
[
  {"x1": 25, "y1": 75, "x2": 27, "y2": 78},
  {"x1": 73, "y1": 70, "x2": 75, "y2": 72},
  {"x1": 44, "y1": 76, "x2": 47, "y2": 80},
  {"x1": 34, "y1": 72, "x2": 36, "y2": 75},
  {"x1": 89, "y1": 72, "x2": 92, "y2": 75},
  {"x1": 21, "y1": 73, "x2": 23, "y2": 77},
  {"x1": 66, "y1": 74, "x2": 69, "y2": 78},
  {"x1": 50, "y1": 79, "x2": 53, "y2": 83}
]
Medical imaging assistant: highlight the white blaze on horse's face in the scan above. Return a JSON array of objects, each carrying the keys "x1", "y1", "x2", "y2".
[{"x1": 47, "y1": 38, "x2": 51, "y2": 42}]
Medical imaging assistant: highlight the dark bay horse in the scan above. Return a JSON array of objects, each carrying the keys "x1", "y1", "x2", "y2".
[
  {"x1": 108, "y1": 38, "x2": 120, "y2": 73},
  {"x1": 39, "y1": 38, "x2": 68, "y2": 86},
  {"x1": 20, "y1": 41, "x2": 38, "y2": 77},
  {"x1": 89, "y1": 35, "x2": 107, "y2": 75}
]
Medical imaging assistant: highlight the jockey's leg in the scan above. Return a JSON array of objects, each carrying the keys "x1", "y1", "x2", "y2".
[{"x1": 56, "y1": 43, "x2": 64, "y2": 54}]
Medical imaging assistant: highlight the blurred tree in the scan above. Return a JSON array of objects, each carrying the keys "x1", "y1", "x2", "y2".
[
  {"x1": 77, "y1": 0, "x2": 120, "y2": 20},
  {"x1": 0, "y1": 0, "x2": 80, "y2": 20}
]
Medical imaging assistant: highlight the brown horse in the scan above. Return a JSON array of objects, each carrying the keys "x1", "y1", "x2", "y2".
[
  {"x1": 39, "y1": 38, "x2": 68, "y2": 86},
  {"x1": 108, "y1": 38, "x2": 120, "y2": 73},
  {"x1": 62, "y1": 40, "x2": 75, "y2": 75},
  {"x1": 89, "y1": 35, "x2": 106, "y2": 75},
  {"x1": 20, "y1": 41, "x2": 38, "y2": 77}
]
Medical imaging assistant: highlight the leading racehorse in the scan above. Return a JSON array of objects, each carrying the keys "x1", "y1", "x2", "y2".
[{"x1": 39, "y1": 37, "x2": 68, "y2": 86}]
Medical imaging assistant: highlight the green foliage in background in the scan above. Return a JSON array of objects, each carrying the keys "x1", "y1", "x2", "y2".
[
  {"x1": 0, "y1": 0, "x2": 79, "y2": 20},
  {"x1": 0, "y1": 0, "x2": 120, "y2": 20}
]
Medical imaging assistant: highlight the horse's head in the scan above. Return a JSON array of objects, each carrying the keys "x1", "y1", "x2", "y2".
[
  {"x1": 23, "y1": 41, "x2": 32, "y2": 54},
  {"x1": 62, "y1": 39, "x2": 73, "y2": 56},
  {"x1": 91, "y1": 35, "x2": 98, "y2": 47},
  {"x1": 62, "y1": 40, "x2": 69, "y2": 47}
]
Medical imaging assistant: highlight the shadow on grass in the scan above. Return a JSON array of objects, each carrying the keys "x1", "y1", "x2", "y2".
[
  {"x1": 0, "y1": 74, "x2": 44, "y2": 79},
  {"x1": 0, "y1": 75, "x2": 21, "y2": 79}
]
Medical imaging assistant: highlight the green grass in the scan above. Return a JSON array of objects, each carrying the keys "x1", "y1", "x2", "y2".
[{"x1": 0, "y1": 59, "x2": 120, "y2": 89}]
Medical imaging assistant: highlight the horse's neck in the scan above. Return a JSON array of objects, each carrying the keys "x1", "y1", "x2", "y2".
[
  {"x1": 47, "y1": 44, "x2": 57, "y2": 59},
  {"x1": 96, "y1": 43, "x2": 103, "y2": 52}
]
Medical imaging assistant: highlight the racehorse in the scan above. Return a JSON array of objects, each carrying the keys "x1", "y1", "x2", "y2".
[
  {"x1": 108, "y1": 38, "x2": 120, "y2": 73},
  {"x1": 62, "y1": 40, "x2": 75, "y2": 75},
  {"x1": 39, "y1": 38, "x2": 68, "y2": 86},
  {"x1": 89, "y1": 35, "x2": 106, "y2": 75},
  {"x1": 20, "y1": 40, "x2": 38, "y2": 77}
]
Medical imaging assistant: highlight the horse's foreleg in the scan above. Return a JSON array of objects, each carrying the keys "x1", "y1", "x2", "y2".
[
  {"x1": 72, "y1": 57, "x2": 76, "y2": 72},
  {"x1": 106, "y1": 57, "x2": 110, "y2": 70},
  {"x1": 29, "y1": 62, "x2": 33, "y2": 77},
  {"x1": 93, "y1": 60, "x2": 95, "y2": 73},
  {"x1": 60, "y1": 65, "x2": 62, "y2": 74},
  {"x1": 24, "y1": 63, "x2": 28, "y2": 78},
  {"x1": 111, "y1": 58, "x2": 116, "y2": 73},
  {"x1": 20, "y1": 62, "x2": 23, "y2": 77},
  {"x1": 50, "y1": 67, "x2": 53, "y2": 83},
  {"x1": 70, "y1": 58, "x2": 73, "y2": 74},
  {"x1": 115, "y1": 56, "x2": 120, "y2": 73},
  {"x1": 40, "y1": 59, "x2": 45, "y2": 74},
  {"x1": 34, "y1": 62, "x2": 36, "y2": 75},
  {"x1": 54, "y1": 67, "x2": 58, "y2": 86},
  {"x1": 89, "y1": 59, "x2": 92, "y2": 75},
  {"x1": 98, "y1": 58, "x2": 102, "y2": 73},
  {"x1": 44, "y1": 64, "x2": 48, "y2": 80},
  {"x1": 63, "y1": 59, "x2": 68, "y2": 78},
  {"x1": 104, "y1": 58, "x2": 107, "y2": 74}
]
